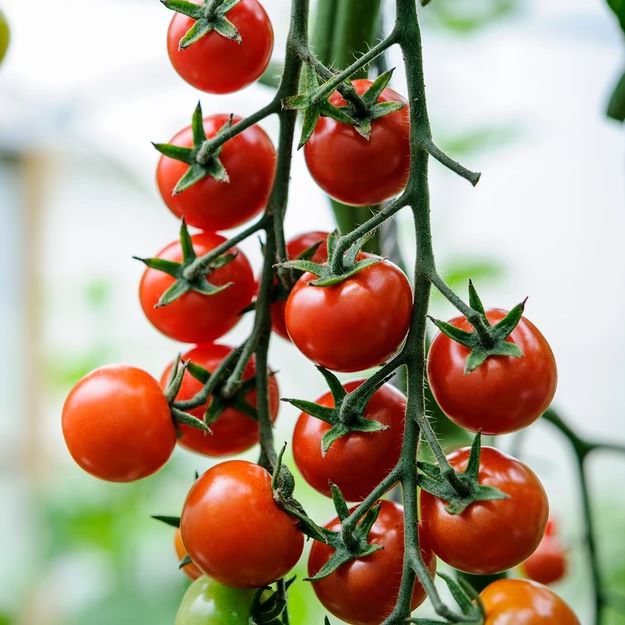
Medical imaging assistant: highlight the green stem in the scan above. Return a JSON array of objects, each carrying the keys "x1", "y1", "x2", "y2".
[{"x1": 310, "y1": 0, "x2": 337, "y2": 62}]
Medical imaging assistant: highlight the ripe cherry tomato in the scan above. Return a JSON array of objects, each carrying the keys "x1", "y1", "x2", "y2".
[
  {"x1": 181, "y1": 460, "x2": 304, "y2": 588},
  {"x1": 157, "y1": 114, "x2": 276, "y2": 231},
  {"x1": 285, "y1": 259, "x2": 412, "y2": 372},
  {"x1": 521, "y1": 519, "x2": 567, "y2": 585},
  {"x1": 160, "y1": 343, "x2": 279, "y2": 456},
  {"x1": 175, "y1": 575, "x2": 254, "y2": 625},
  {"x1": 271, "y1": 231, "x2": 329, "y2": 340},
  {"x1": 293, "y1": 380, "x2": 405, "y2": 501},
  {"x1": 62, "y1": 365, "x2": 176, "y2": 482},
  {"x1": 174, "y1": 528, "x2": 203, "y2": 580},
  {"x1": 167, "y1": 0, "x2": 273, "y2": 94},
  {"x1": 304, "y1": 79, "x2": 410, "y2": 206},
  {"x1": 480, "y1": 579, "x2": 580, "y2": 625},
  {"x1": 427, "y1": 309, "x2": 557, "y2": 435},
  {"x1": 419, "y1": 446, "x2": 549, "y2": 575},
  {"x1": 308, "y1": 501, "x2": 436, "y2": 625},
  {"x1": 139, "y1": 232, "x2": 255, "y2": 344}
]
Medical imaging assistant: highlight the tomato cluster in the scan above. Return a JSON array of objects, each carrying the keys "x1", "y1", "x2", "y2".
[{"x1": 58, "y1": 1, "x2": 582, "y2": 624}]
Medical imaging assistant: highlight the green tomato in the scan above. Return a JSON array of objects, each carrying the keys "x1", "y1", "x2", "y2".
[
  {"x1": 0, "y1": 9, "x2": 9, "y2": 65},
  {"x1": 175, "y1": 576, "x2": 254, "y2": 625}
]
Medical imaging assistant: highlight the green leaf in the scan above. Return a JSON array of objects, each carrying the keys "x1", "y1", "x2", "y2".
[
  {"x1": 152, "y1": 142, "x2": 195, "y2": 164},
  {"x1": 213, "y1": 16, "x2": 242, "y2": 43},
  {"x1": 298, "y1": 105, "x2": 321, "y2": 149},
  {"x1": 203, "y1": 156, "x2": 230, "y2": 183},
  {"x1": 217, "y1": 0, "x2": 243, "y2": 15},
  {"x1": 193, "y1": 279, "x2": 233, "y2": 296},
  {"x1": 179, "y1": 17, "x2": 213, "y2": 48},
  {"x1": 156, "y1": 279, "x2": 192, "y2": 307},
  {"x1": 133, "y1": 256, "x2": 181, "y2": 277},
  {"x1": 321, "y1": 424, "x2": 350, "y2": 455},
  {"x1": 187, "y1": 361, "x2": 211, "y2": 384},
  {"x1": 191, "y1": 102, "x2": 207, "y2": 146},
  {"x1": 279, "y1": 259, "x2": 325, "y2": 276},
  {"x1": 429, "y1": 317, "x2": 475, "y2": 347},
  {"x1": 171, "y1": 408, "x2": 211, "y2": 432},
  {"x1": 160, "y1": 0, "x2": 204, "y2": 19},
  {"x1": 361, "y1": 68, "x2": 395, "y2": 106},
  {"x1": 326, "y1": 230, "x2": 341, "y2": 257},
  {"x1": 369, "y1": 100, "x2": 405, "y2": 120},
  {"x1": 465, "y1": 432, "x2": 482, "y2": 480},
  {"x1": 174, "y1": 163, "x2": 210, "y2": 194},
  {"x1": 151, "y1": 514, "x2": 181, "y2": 528},
  {"x1": 319, "y1": 100, "x2": 358, "y2": 126},
  {"x1": 438, "y1": 572, "x2": 474, "y2": 612},
  {"x1": 330, "y1": 483, "x2": 349, "y2": 520},
  {"x1": 490, "y1": 299, "x2": 526, "y2": 341},
  {"x1": 607, "y1": 0, "x2": 625, "y2": 32},
  {"x1": 281, "y1": 398, "x2": 336, "y2": 424},
  {"x1": 178, "y1": 555, "x2": 193, "y2": 569},
  {"x1": 179, "y1": 220, "x2": 196, "y2": 262},
  {"x1": 352, "y1": 119, "x2": 372, "y2": 141},
  {"x1": 316, "y1": 367, "x2": 346, "y2": 403},
  {"x1": 282, "y1": 94, "x2": 312, "y2": 110},
  {"x1": 468, "y1": 279, "x2": 486, "y2": 315},
  {"x1": 607, "y1": 69, "x2": 625, "y2": 122},
  {"x1": 310, "y1": 257, "x2": 381, "y2": 286}
]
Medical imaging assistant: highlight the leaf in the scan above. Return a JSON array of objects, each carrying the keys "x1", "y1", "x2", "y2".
[
  {"x1": 191, "y1": 102, "x2": 207, "y2": 145},
  {"x1": 428, "y1": 317, "x2": 476, "y2": 348},
  {"x1": 133, "y1": 256, "x2": 181, "y2": 277},
  {"x1": 361, "y1": 68, "x2": 395, "y2": 106},
  {"x1": 607, "y1": 69, "x2": 625, "y2": 122},
  {"x1": 298, "y1": 105, "x2": 321, "y2": 149},
  {"x1": 179, "y1": 18, "x2": 213, "y2": 48},
  {"x1": 607, "y1": 0, "x2": 625, "y2": 32},
  {"x1": 468, "y1": 279, "x2": 485, "y2": 315},
  {"x1": 213, "y1": 16, "x2": 242, "y2": 43},
  {"x1": 179, "y1": 220, "x2": 196, "y2": 262},
  {"x1": 369, "y1": 100, "x2": 405, "y2": 120},
  {"x1": 438, "y1": 572, "x2": 474, "y2": 613},
  {"x1": 319, "y1": 100, "x2": 358, "y2": 126},
  {"x1": 178, "y1": 555, "x2": 193, "y2": 569},
  {"x1": 193, "y1": 279, "x2": 233, "y2": 296},
  {"x1": 281, "y1": 398, "x2": 336, "y2": 424},
  {"x1": 160, "y1": 0, "x2": 204, "y2": 19},
  {"x1": 316, "y1": 367, "x2": 346, "y2": 403},
  {"x1": 151, "y1": 514, "x2": 181, "y2": 528},
  {"x1": 464, "y1": 432, "x2": 482, "y2": 480},
  {"x1": 330, "y1": 483, "x2": 349, "y2": 520},
  {"x1": 310, "y1": 257, "x2": 381, "y2": 286},
  {"x1": 152, "y1": 142, "x2": 195, "y2": 163},
  {"x1": 490, "y1": 299, "x2": 526, "y2": 341},
  {"x1": 174, "y1": 163, "x2": 210, "y2": 194},
  {"x1": 156, "y1": 279, "x2": 192, "y2": 307},
  {"x1": 171, "y1": 407, "x2": 211, "y2": 432}
]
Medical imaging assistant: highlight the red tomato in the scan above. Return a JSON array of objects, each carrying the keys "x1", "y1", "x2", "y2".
[
  {"x1": 181, "y1": 460, "x2": 304, "y2": 588},
  {"x1": 427, "y1": 309, "x2": 557, "y2": 435},
  {"x1": 174, "y1": 528, "x2": 203, "y2": 580},
  {"x1": 160, "y1": 343, "x2": 279, "y2": 456},
  {"x1": 521, "y1": 519, "x2": 567, "y2": 585},
  {"x1": 419, "y1": 446, "x2": 549, "y2": 575},
  {"x1": 139, "y1": 232, "x2": 255, "y2": 344},
  {"x1": 156, "y1": 114, "x2": 276, "y2": 231},
  {"x1": 293, "y1": 380, "x2": 405, "y2": 501},
  {"x1": 480, "y1": 579, "x2": 580, "y2": 625},
  {"x1": 62, "y1": 365, "x2": 176, "y2": 482},
  {"x1": 308, "y1": 501, "x2": 436, "y2": 625},
  {"x1": 167, "y1": 0, "x2": 273, "y2": 94},
  {"x1": 304, "y1": 79, "x2": 410, "y2": 206},
  {"x1": 285, "y1": 259, "x2": 412, "y2": 372},
  {"x1": 271, "y1": 231, "x2": 329, "y2": 340}
]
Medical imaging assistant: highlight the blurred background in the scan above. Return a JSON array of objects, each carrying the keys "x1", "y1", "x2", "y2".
[{"x1": 1, "y1": 0, "x2": 624, "y2": 623}]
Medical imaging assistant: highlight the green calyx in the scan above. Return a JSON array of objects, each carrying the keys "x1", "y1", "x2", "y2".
[
  {"x1": 278, "y1": 230, "x2": 380, "y2": 287},
  {"x1": 134, "y1": 220, "x2": 235, "y2": 307},
  {"x1": 283, "y1": 67, "x2": 405, "y2": 147},
  {"x1": 429, "y1": 281, "x2": 527, "y2": 373},
  {"x1": 161, "y1": 0, "x2": 243, "y2": 48},
  {"x1": 282, "y1": 366, "x2": 389, "y2": 454},
  {"x1": 153, "y1": 102, "x2": 231, "y2": 195},
  {"x1": 417, "y1": 433, "x2": 508, "y2": 515},
  {"x1": 249, "y1": 578, "x2": 296, "y2": 625}
]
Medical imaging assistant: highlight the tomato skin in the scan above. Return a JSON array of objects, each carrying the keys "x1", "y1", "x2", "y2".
[
  {"x1": 304, "y1": 79, "x2": 410, "y2": 206},
  {"x1": 160, "y1": 343, "x2": 279, "y2": 456},
  {"x1": 308, "y1": 501, "x2": 436, "y2": 625},
  {"x1": 521, "y1": 521, "x2": 567, "y2": 585},
  {"x1": 62, "y1": 365, "x2": 176, "y2": 482},
  {"x1": 181, "y1": 460, "x2": 304, "y2": 588},
  {"x1": 175, "y1": 576, "x2": 254, "y2": 625},
  {"x1": 174, "y1": 528, "x2": 203, "y2": 580},
  {"x1": 427, "y1": 309, "x2": 557, "y2": 435},
  {"x1": 156, "y1": 115, "x2": 276, "y2": 231},
  {"x1": 285, "y1": 259, "x2": 412, "y2": 372},
  {"x1": 480, "y1": 579, "x2": 580, "y2": 625},
  {"x1": 167, "y1": 0, "x2": 273, "y2": 94},
  {"x1": 419, "y1": 446, "x2": 549, "y2": 575},
  {"x1": 270, "y1": 231, "x2": 329, "y2": 340},
  {"x1": 293, "y1": 381, "x2": 405, "y2": 501},
  {"x1": 139, "y1": 232, "x2": 255, "y2": 344}
]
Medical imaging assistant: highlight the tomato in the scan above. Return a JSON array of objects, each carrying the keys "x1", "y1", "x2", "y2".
[
  {"x1": 174, "y1": 528, "x2": 203, "y2": 580},
  {"x1": 157, "y1": 114, "x2": 276, "y2": 231},
  {"x1": 175, "y1": 576, "x2": 254, "y2": 625},
  {"x1": 167, "y1": 0, "x2": 273, "y2": 94},
  {"x1": 271, "y1": 231, "x2": 329, "y2": 340},
  {"x1": 0, "y1": 10, "x2": 9, "y2": 64},
  {"x1": 304, "y1": 79, "x2": 410, "y2": 206},
  {"x1": 420, "y1": 446, "x2": 549, "y2": 575},
  {"x1": 521, "y1": 519, "x2": 566, "y2": 585},
  {"x1": 62, "y1": 365, "x2": 176, "y2": 482},
  {"x1": 160, "y1": 343, "x2": 279, "y2": 456},
  {"x1": 427, "y1": 309, "x2": 557, "y2": 435},
  {"x1": 285, "y1": 259, "x2": 412, "y2": 372},
  {"x1": 293, "y1": 380, "x2": 405, "y2": 501},
  {"x1": 308, "y1": 501, "x2": 436, "y2": 625},
  {"x1": 139, "y1": 232, "x2": 255, "y2": 344},
  {"x1": 181, "y1": 460, "x2": 304, "y2": 588},
  {"x1": 480, "y1": 579, "x2": 580, "y2": 625}
]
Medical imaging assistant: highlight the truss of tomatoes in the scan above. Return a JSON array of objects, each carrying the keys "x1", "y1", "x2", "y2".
[{"x1": 60, "y1": 1, "x2": 578, "y2": 624}]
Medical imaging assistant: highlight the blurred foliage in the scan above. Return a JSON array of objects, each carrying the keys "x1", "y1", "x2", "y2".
[
  {"x1": 437, "y1": 124, "x2": 522, "y2": 157},
  {"x1": 423, "y1": 0, "x2": 519, "y2": 35},
  {"x1": 606, "y1": 0, "x2": 625, "y2": 121}
]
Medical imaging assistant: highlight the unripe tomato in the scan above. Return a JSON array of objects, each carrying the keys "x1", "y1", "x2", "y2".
[
  {"x1": 181, "y1": 461, "x2": 304, "y2": 588},
  {"x1": 157, "y1": 115, "x2": 276, "y2": 231},
  {"x1": 271, "y1": 231, "x2": 329, "y2": 340},
  {"x1": 139, "y1": 232, "x2": 255, "y2": 344},
  {"x1": 160, "y1": 343, "x2": 279, "y2": 457},
  {"x1": 167, "y1": 0, "x2": 273, "y2": 94},
  {"x1": 285, "y1": 259, "x2": 412, "y2": 372},
  {"x1": 480, "y1": 579, "x2": 580, "y2": 624},
  {"x1": 0, "y1": 10, "x2": 9, "y2": 65},
  {"x1": 175, "y1": 576, "x2": 254, "y2": 625},
  {"x1": 174, "y1": 528, "x2": 203, "y2": 580},
  {"x1": 427, "y1": 309, "x2": 557, "y2": 435},
  {"x1": 293, "y1": 380, "x2": 405, "y2": 501},
  {"x1": 420, "y1": 446, "x2": 549, "y2": 575},
  {"x1": 521, "y1": 519, "x2": 567, "y2": 585},
  {"x1": 304, "y1": 79, "x2": 410, "y2": 206},
  {"x1": 308, "y1": 501, "x2": 436, "y2": 625},
  {"x1": 62, "y1": 365, "x2": 176, "y2": 482}
]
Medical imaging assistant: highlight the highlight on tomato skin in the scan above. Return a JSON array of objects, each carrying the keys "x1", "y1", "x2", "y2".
[
  {"x1": 61, "y1": 365, "x2": 177, "y2": 482},
  {"x1": 160, "y1": 343, "x2": 280, "y2": 457},
  {"x1": 167, "y1": 0, "x2": 274, "y2": 94},
  {"x1": 427, "y1": 308, "x2": 557, "y2": 435},
  {"x1": 419, "y1": 446, "x2": 549, "y2": 575}
]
